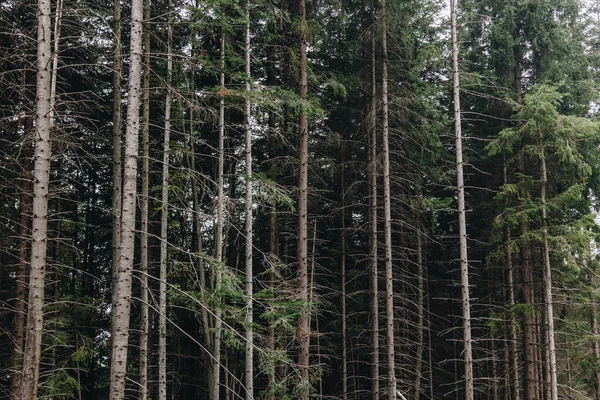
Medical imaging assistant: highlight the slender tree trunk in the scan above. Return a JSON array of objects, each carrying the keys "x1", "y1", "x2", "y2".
[
  {"x1": 450, "y1": 1, "x2": 474, "y2": 399},
  {"x1": 212, "y1": 29, "x2": 226, "y2": 400},
  {"x1": 538, "y1": 133, "x2": 558, "y2": 400},
  {"x1": 11, "y1": 137, "x2": 31, "y2": 400},
  {"x1": 414, "y1": 229, "x2": 424, "y2": 400},
  {"x1": 190, "y1": 89, "x2": 214, "y2": 400},
  {"x1": 109, "y1": 0, "x2": 144, "y2": 395},
  {"x1": 368, "y1": 8, "x2": 379, "y2": 399},
  {"x1": 19, "y1": 0, "x2": 52, "y2": 395},
  {"x1": 504, "y1": 159, "x2": 521, "y2": 400},
  {"x1": 138, "y1": 0, "x2": 151, "y2": 397},
  {"x1": 519, "y1": 166, "x2": 537, "y2": 400},
  {"x1": 590, "y1": 298, "x2": 600, "y2": 399},
  {"x1": 341, "y1": 148, "x2": 348, "y2": 400},
  {"x1": 244, "y1": 1, "x2": 254, "y2": 397},
  {"x1": 111, "y1": 0, "x2": 123, "y2": 339},
  {"x1": 380, "y1": 1, "x2": 396, "y2": 399},
  {"x1": 297, "y1": 0, "x2": 310, "y2": 397},
  {"x1": 158, "y1": 8, "x2": 172, "y2": 400}
]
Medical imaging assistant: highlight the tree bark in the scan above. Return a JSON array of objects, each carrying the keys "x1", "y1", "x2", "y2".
[
  {"x1": 111, "y1": 0, "x2": 123, "y2": 340},
  {"x1": 538, "y1": 132, "x2": 558, "y2": 400},
  {"x1": 590, "y1": 298, "x2": 600, "y2": 399},
  {"x1": 19, "y1": 0, "x2": 52, "y2": 395},
  {"x1": 244, "y1": 1, "x2": 254, "y2": 397},
  {"x1": 11, "y1": 135, "x2": 31, "y2": 400},
  {"x1": 297, "y1": 0, "x2": 310, "y2": 398},
  {"x1": 341, "y1": 146, "x2": 348, "y2": 400},
  {"x1": 414, "y1": 229, "x2": 424, "y2": 400},
  {"x1": 158, "y1": 7, "x2": 172, "y2": 399},
  {"x1": 450, "y1": 1, "x2": 474, "y2": 398},
  {"x1": 212, "y1": 29, "x2": 226, "y2": 400},
  {"x1": 138, "y1": 0, "x2": 151, "y2": 397},
  {"x1": 109, "y1": 0, "x2": 144, "y2": 395},
  {"x1": 380, "y1": 1, "x2": 396, "y2": 399},
  {"x1": 368, "y1": 8, "x2": 379, "y2": 400},
  {"x1": 504, "y1": 159, "x2": 521, "y2": 400}
]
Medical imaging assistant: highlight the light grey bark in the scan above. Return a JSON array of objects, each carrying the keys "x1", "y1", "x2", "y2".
[
  {"x1": 212, "y1": 29, "x2": 226, "y2": 400},
  {"x1": 19, "y1": 0, "x2": 52, "y2": 396},
  {"x1": 297, "y1": 0, "x2": 310, "y2": 398},
  {"x1": 538, "y1": 133, "x2": 558, "y2": 400},
  {"x1": 450, "y1": 1, "x2": 474, "y2": 398},
  {"x1": 138, "y1": 0, "x2": 151, "y2": 397},
  {"x1": 109, "y1": 0, "x2": 144, "y2": 396},
  {"x1": 368, "y1": 11, "x2": 379, "y2": 400},
  {"x1": 380, "y1": 1, "x2": 396, "y2": 399},
  {"x1": 244, "y1": 1, "x2": 254, "y2": 398},
  {"x1": 158, "y1": 6, "x2": 172, "y2": 400}
]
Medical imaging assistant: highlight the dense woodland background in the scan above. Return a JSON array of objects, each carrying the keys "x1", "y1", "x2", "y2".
[{"x1": 2, "y1": 0, "x2": 600, "y2": 399}]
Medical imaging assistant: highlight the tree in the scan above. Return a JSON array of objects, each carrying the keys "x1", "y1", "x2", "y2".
[
  {"x1": 243, "y1": 0, "x2": 254, "y2": 397},
  {"x1": 296, "y1": 0, "x2": 310, "y2": 397},
  {"x1": 18, "y1": 0, "x2": 52, "y2": 395},
  {"x1": 450, "y1": 0, "x2": 473, "y2": 398},
  {"x1": 109, "y1": 0, "x2": 144, "y2": 396}
]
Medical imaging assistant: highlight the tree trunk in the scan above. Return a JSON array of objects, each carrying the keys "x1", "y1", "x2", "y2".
[
  {"x1": 244, "y1": 1, "x2": 254, "y2": 397},
  {"x1": 368, "y1": 8, "x2": 379, "y2": 399},
  {"x1": 341, "y1": 147, "x2": 348, "y2": 400},
  {"x1": 450, "y1": 1, "x2": 474, "y2": 398},
  {"x1": 504, "y1": 159, "x2": 521, "y2": 400},
  {"x1": 538, "y1": 133, "x2": 558, "y2": 400},
  {"x1": 590, "y1": 298, "x2": 600, "y2": 399},
  {"x1": 11, "y1": 136, "x2": 31, "y2": 400},
  {"x1": 297, "y1": 0, "x2": 310, "y2": 397},
  {"x1": 414, "y1": 229, "x2": 424, "y2": 400},
  {"x1": 111, "y1": 0, "x2": 123, "y2": 344},
  {"x1": 109, "y1": 0, "x2": 144, "y2": 395},
  {"x1": 212, "y1": 29, "x2": 226, "y2": 400},
  {"x1": 138, "y1": 0, "x2": 151, "y2": 397},
  {"x1": 158, "y1": 7, "x2": 172, "y2": 400},
  {"x1": 380, "y1": 1, "x2": 396, "y2": 399},
  {"x1": 19, "y1": 0, "x2": 52, "y2": 395}
]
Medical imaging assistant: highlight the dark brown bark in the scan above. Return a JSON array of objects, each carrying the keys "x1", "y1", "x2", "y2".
[
  {"x1": 10, "y1": 141, "x2": 31, "y2": 400},
  {"x1": 296, "y1": 0, "x2": 310, "y2": 397},
  {"x1": 368, "y1": 7, "x2": 379, "y2": 400}
]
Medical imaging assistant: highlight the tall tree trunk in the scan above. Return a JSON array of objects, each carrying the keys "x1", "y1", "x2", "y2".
[
  {"x1": 519, "y1": 169, "x2": 537, "y2": 400},
  {"x1": 450, "y1": 1, "x2": 474, "y2": 399},
  {"x1": 297, "y1": 0, "x2": 310, "y2": 397},
  {"x1": 341, "y1": 146, "x2": 348, "y2": 400},
  {"x1": 590, "y1": 298, "x2": 600, "y2": 399},
  {"x1": 380, "y1": 1, "x2": 396, "y2": 399},
  {"x1": 504, "y1": 159, "x2": 521, "y2": 400},
  {"x1": 139, "y1": 0, "x2": 151, "y2": 397},
  {"x1": 368, "y1": 8, "x2": 379, "y2": 400},
  {"x1": 212, "y1": 29, "x2": 226, "y2": 400},
  {"x1": 109, "y1": 0, "x2": 144, "y2": 395},
  {"x1": 111, "y1": 0, "x2": 123, "y2": 341},
  {"x1": 189, "y1": 87, "x2": 214, "y2": 400},
  {"x1": 244, "y1": 1, "x2": 254, "y2": 397},
  {"x1": 19, "y1": 0, "x2": 52, "y2": 395},
  {"x1": 11, "y1": 136, "x2": 31, "y2": 400},
  {"x1": 414, "y1": 228, "x2": 424, "y2": 400},
  {"x1": 158, "y1": 7, "x2": 172, "y2": 400},
  {"x1": 538, "y1": 133, "x2": 558, "y2": 400}
]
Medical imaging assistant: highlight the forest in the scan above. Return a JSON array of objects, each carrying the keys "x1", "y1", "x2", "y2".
[{"x1": 2, "y1": 0, "x2": 600, "y2": 399}]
